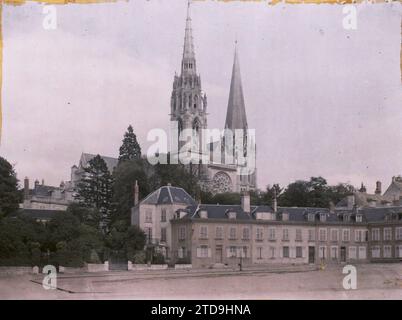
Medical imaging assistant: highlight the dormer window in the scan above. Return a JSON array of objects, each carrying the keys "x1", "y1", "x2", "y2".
[
  {"x1": 199, "y1": 210, "x2": 208, "y2": 219},
  {"x1": 282, "y1": 212, "x2": 289, "y2": 221},
  {"x1": 228, "y1": 211, "x2": 237, "y2": 219},
  {"x1": 320, "y1": 213, "x2": 327, "y2": 222},
  {"x1": 356, "y1": 214, "x2": 363, "y2": 223},
  {"x1": 308, "y1": 213, "x2": 315, "y2": 222},
  {"x1": 256, "y1": 212, "x2": 272, "y2": 220},
  {"x1": 344, "y1": 214, "x2": 350, "y2": 222},
  {"x1": 175, "y1": 210, "x2": 187, "y2": 219}
]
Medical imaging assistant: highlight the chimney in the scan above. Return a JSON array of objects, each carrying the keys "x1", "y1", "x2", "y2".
[
  {"x1": 346, "y1": 195, "x2": 355, "y2": 209},
  {"x1": 375, "y1": 181, "x2": 382, "y2": 195},
  {"x1": 133, "y1": 180, "x2": 139, "y2": 206},
  {"x1": 24, "y1": 177, "x2": 29, "y2": 200},
  {"x1": 241, "y1": 190, "x2": 251, "y2": 213},
  {"x1": 167, "y1": 182, "x2": 172, "y2": 186},
  {"x1": 41, "y1": 179, "x2": 45, "y2": 186},
  {"x1": 329, "y1": 201, "x2": 335, "y2": 213},
  {"x1": 272, "y1": 189, "x2": 278, "y2": 213},
  {"x1": 34, "y1": 179, "x2": 39, "y2": 188}
]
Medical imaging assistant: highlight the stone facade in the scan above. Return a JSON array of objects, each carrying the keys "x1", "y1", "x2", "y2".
[
  {"x1": 22, "y1": 177, "x2": 74, "y2": 211},
  {"x1": 169, "y1": 3, "x2": 257, "y2": 194},
  {"x1": 167, "y1": 193, "x2": 402, "y2": 268},
  {"x1": 131, "y1": 185, "x2": 196, "y2": 260}
]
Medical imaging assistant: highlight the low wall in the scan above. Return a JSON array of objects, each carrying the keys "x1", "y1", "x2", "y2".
[
  {"x1": 174, "y1": 264, "x2": 192, "y2": 270},
  {"x1": 86, "y1": 261, "x2": 108, "y2": 272},
  {"x1": 0, "y1": 267, "x2": 33, "y2": 276},
  {"x1": 128, "y1": 263, "x2": 168, "y2": 271},
  {"x1": 59, "y1": 267, "x2": 85, "y2": 274}
]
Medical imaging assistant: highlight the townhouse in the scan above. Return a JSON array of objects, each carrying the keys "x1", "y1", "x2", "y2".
[
  {"x1": 170, "y1": 196, "x2": 374, "y2": 268},
  {"x1": 132, "y1": 184, "x2": 402, "y2": 268}
]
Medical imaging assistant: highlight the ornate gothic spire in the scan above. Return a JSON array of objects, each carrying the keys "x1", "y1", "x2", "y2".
[
  {"x1": 181, "y1": 0, "x2": 196, "y2": 75},
  {"x1": 225, "y1": 42, "x2": 248, "y2": 131}
]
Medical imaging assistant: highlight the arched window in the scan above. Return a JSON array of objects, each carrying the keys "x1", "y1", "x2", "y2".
[
  {"x1": 194, "y1": 95, "x2": 198, "y2": 109},
  {"x1": 178, "y1": 118, "x2": 183, "y2": 141},
  {"x1": 192, "y1": 118, "x2": 201, "y2": 153}
]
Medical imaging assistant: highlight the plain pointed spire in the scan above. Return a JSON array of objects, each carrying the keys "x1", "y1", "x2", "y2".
[{"x1": 225, "y1": 42, "x2": 248, "y2": 131}]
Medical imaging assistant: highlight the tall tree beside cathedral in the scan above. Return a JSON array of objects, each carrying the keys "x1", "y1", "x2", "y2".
[
  {"x1": 0, "y1": 157, "x2": 21, "y2": 217},
  {"x1": 118, "y1": 125, "x2": 141, "y2": 162},
  {"x1": 76, "y1": 155, "x2": 114, "y2": 230}
]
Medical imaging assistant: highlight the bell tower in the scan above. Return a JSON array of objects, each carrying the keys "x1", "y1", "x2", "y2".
[{"x1": 170, "y1": 1, "x2": 207, "y2": 154}]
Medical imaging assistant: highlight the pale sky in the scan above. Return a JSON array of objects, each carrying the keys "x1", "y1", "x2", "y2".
[{"x1": 1, "y1": 0, "x2": 401, "y2": 193}]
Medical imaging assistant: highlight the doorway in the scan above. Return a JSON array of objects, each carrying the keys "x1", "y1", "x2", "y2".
[
  {"x1": 215, "y1": 245, "x2": 223, "y2": 263},
  {"x1": 341, "y1": 247, "x2": 346, "y2": 263},
  {"x1": 308, "y1": 246, "x2": 315, "y2": 264}
]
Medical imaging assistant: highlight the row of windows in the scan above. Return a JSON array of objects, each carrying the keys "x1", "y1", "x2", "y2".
[
  {"x1": 194, "y1": 245, "x2": 402, "y2": 259},
  {"x1": 145, "y1": 227, "x2": 167, "y2": 242},
  {"x1": 190, "y1": 226, "x2": 368, "y2": 243},
  {"x1": 371, "y1": 227, "x2": 402, "y2": 241},
  {"x1": 194, "y1": 245, "x2": 369, "y2": 260},
  {"x1": 196, "y1": 245, "x2": 249, "y2": 258},
  {"x1": 371, "y1": 245, "x2": 402, "y2": 258},
  {"x1": 145, "y1": 209, "x2": 167, "y2": 223}
]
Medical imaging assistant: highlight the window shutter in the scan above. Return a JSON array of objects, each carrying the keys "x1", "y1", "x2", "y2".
[
  {"x1": 196, "y1": 247, "x2": 201, "y2": 258},
  {"x1": 302, "y1": 247, "x2": 306, "y2": 258},
  {"x1": 279, "y1": 247, "x2": 283, "y2": 258},
  {"x1": 207, "y1": 248, "x2": 211, "y2": 258},
  {"x1": 226, "y1": 248, "x2": 231, "y2": 258}
]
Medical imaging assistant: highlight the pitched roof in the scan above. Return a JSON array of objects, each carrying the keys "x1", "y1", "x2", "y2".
[
  {"x1": 185, "y1": 204, "x2": 254, "y2": 220},
  {"x1": 176, "y1": 203, "x2": 402, "y2": 224},
  {"x1": 141, "y1": 185, "x2": 196, "y2": 206},
  {"x1": 79, "y1": 153, "x2": 118, "y2": 173},
  {"x1": 224, "y1": 44, "x2": 248, "y2": 131},
  {"x1": 359, "y1": 206, "x2": 402, "y2": 222},
  {"x1": 31, "y1": 184, "x2": 57, "y2": 197},
  {"x1": 383, "y1": 177, "x2": 402, "y2": 201},
  {"x1": 336, "y1": 191, "x2": 390, "y2": 208}
]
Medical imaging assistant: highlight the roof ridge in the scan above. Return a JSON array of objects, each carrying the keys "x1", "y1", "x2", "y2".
[
  {"x1": 166, "y1": 186, "x2": 173, "y2": 204},
  {"x1": 191, "y1": 203, "x2": 200, "y2": 218}
]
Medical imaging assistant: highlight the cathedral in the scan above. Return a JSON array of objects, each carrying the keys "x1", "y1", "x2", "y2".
[{"x1": 169, "y1": 3, "x2": 257, "y2": 194}]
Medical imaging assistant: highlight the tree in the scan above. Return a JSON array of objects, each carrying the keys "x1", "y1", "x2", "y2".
[
  {"x1": 0, "y1": 156, "x2": 21, "y2": 217},
  {"x1": 329, "y1": 183, "x2": 355, "y2": 205},
  {"x1": 0, "y1": 215, "x2": 46, "y2": 266},
  {"x1": 46, "y1": 212, "x2": 104, "y2": 267},
  {"x1": 66, "y1": 203, "x2": 96, "y2": 224},
  {"x1": 76, "y1": 155, "x2": 114, "y2": 230},
  {"x1": 201, "y1": 192, "x2": 241, "y2": 205},
  {"x1": 279, "y1": 177, "x2": 355, "y2": 208},
  {"x1": 261, "y1": 184, "x2": 283, "y2": 206},
  {"x1": 279, "y1": 179, "x2": 312, "y2": 207},
  {"x1": 112, "y1": 159, "x2": 150, "y2": 224},
  {"x1": 150, "y1": 155, "x2": 201, "y2": 200},
  {"x1": 105, "y1": 220, "x2": 146, "y2": 261},
  {"x1": 118, "y1": 125, "x2": 141, "y2": 162}
]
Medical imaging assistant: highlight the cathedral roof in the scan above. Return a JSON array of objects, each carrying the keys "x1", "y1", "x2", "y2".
[
  {"x1": 79, "y1": 153, "x2": 118, "y2": 174},
  {"x1": 140, "y1": 185, "x2": 196, "y2": 206},
  {"x1": 224, "y1": 44, "x2": 248, "y2": 131}
]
